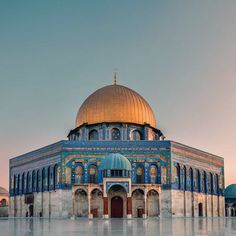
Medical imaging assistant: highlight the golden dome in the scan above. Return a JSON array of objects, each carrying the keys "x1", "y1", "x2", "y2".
[{"x1": 76, "y1": 84, "x2": 157, "y2": 128}]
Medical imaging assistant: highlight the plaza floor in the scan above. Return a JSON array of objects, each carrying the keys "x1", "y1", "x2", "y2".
[{"x1": 0, "y1": 217, "x2": 235, "y2": 236}]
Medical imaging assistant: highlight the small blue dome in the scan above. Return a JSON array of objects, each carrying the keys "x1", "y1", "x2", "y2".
[
  {"x1": 225, "y1": 184, "x2": 236, "y2": 198},
  {"x1": 100, "y1": 153, "x2": 131, "y2": 171}
]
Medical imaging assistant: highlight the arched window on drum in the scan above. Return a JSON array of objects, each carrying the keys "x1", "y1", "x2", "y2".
[
  {"x1": 149, "y1": 165, "x2": 157, "y2": 184},
  {"x1": 75, "y1": 165, "x2": 84, "y2": 184},
  {"x1": 132, "y1": 130, "x2": 142, "y2": 140},
  {"x1": 88, "y1": 165, "x2": 98, "y2": 184},
  {"x1": 136, "y1": 166, "x2": 145, "y2": 184},
  {"x1": 111, "y1": 128, "x2": 121, "y2": 140},
  {"x1": 89, "y1": 130, "x2": 99, "y2": 140}
]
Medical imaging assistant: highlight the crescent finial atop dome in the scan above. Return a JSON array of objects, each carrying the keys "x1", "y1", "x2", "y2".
[{"x1": 113, "y1": 69, "x2": 118, "y2": 85}]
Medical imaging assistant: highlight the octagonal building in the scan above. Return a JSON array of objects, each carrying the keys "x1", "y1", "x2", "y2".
[{"x1": 9, "y1": 80, "x2": 225, "y2": 218}]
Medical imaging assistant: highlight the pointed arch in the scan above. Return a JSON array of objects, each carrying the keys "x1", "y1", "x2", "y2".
[
  {"x1": 88, "y1": 165, "x2": 98, "y2": 184},
  {"x1": 210, "y1": 173, "x2": 214, "y2": 194},
  {"x1": 26, "y1": 172, "x2": 31, "y2": 193},
  {"x1": 111, "y1": 128, "x2": 121, "y2": 140},
  {"x1": 183, "y1": 166, "x2": 187, "y2": 190},
  {"x1": 190, "y1": 168, "x2": 194, "y2": 192},
  {"x1": 89, "y1": 129, "x2": 99, "y2": 140},
  {"x1": 132, "y1": 189, "x2": 145, "y2": 217},
  {"x1": 53, "y1": 164, "x2": 60, "y2": 189},
  {"x1": 132, "y1": 130, "x2": 142, "y2": 140},
  {"x1": 215, "y1": 174, "x2": 219, "y2": 195},
  {"x1": 74, "y1": 189, "x2": 88, "y2": 217},
  {"x1": 136, "y1": 165, "x2": 145, "y2": 184},
  {"x1": 176, "y1": 163, "x2": 181, "y2": 189},
  {"x1": 75, "y1": 165, "x2": 84, "y2": 184},
  {"x1": 197, "y1": 170, "x2": 201, "y2": 192},
  {"x1": 90, "y1": 189, "x2": 103, "y2": 217},
  {"x1": 42, "y1": 168, "x2": 46, "y2": 191},
  {"x1": 36, "y1": 169, "x2": 41, "y2": 192},
  {"x1": 32, "y1": 170, "x2": 36, "y2": 192},
  {"x1": 21, "y1": 173, "x2": 25, "y2": 194},
  {"x1": 147, "y1": 190, "x2": 159, "y2": 217},
  {"x1": 149, "y1": 165, "x2": 158, "y2": 184},
  {"x1": 203, "y1": 171, "x2": 207, "y2": 193}
]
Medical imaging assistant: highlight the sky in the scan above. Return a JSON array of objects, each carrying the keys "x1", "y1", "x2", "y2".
[{"x1": 0, "y1": 1, "x2": 236, "y2": 190}]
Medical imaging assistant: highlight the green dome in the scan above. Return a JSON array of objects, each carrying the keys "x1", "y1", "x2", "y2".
[
  {"x1": 225, "y1": 184, "x2": 236, "y2": 198},
  {"x1": 100, "y1": 153, "x2": 131, "y2": 171}
]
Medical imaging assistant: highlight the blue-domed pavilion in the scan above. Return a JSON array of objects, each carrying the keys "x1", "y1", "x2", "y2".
[{"x1": 225, "y1": 184, "x2": 236, "y2": 217}]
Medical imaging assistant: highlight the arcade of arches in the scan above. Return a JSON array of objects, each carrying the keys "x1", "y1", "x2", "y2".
[{"x1": 73, "y1": 185, "x2": 160, "y2": 218}]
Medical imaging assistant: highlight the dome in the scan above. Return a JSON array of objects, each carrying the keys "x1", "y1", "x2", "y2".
[
  {"x1": 76, "y1": 84, "x2": 156, "y2": 128},
  {"x1": 100, "y1": 153, "x2": 131, "y2": 171},
  {"x1": 0, "y1": 187, "x2": 8, "y2": 196},
  {"x1": 225, "y1": 184, "x2": 236, "y2": 198}
]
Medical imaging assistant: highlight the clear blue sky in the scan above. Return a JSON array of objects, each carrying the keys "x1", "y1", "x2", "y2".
[{"x1": 0, "y1": 1, "x2": 236, "y2": 190}]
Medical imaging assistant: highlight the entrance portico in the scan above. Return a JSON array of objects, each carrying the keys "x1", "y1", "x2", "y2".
[
  {"x1": 100, "y1": 153, "x2": 132, "y2": 219},
  {"x1": 102, "y1": 181, "x2": 132, "y2": 218}
]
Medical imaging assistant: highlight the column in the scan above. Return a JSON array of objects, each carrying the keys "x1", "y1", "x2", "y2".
[
  {"x1": 143, "y1": 193, "x2": 147, "y2": 218},
  {"x1": 103, "y1": 197, "x2": 109, "y2": 219},
  {"x1": 127, "y1": 197, "x2": 132, "y2": 219},
  {"x1": 88, "y1": 192, "x2": 93, "y2": 219},
  {"x1": 71, "y1": 190, "x2": 75, "y2": 219},
  {"x1": 229, "y1": 206, "x2": 232, "y2": 217}
]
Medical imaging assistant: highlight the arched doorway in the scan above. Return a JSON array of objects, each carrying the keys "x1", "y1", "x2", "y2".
[
  {"x1": 90, "y1": 189, "x2": 103, "y2": 217},
  {"x1": 132, "y1": 189, "x2": 144, "y2": 218},
  {"x1": 108, "y1": 184, "x2": 127, "y2": 218},
  {"x1": 29, "y1": 205, "x2": 34, "y2": 217},
  {"x1": 74, "y1": 189, "x2": 88, "y2": 217},
  {"x1": 147, "y1": 189, "x2": 159, "y2": 217},
  {"x1": 111, "y1": 196, "x2": 123, "y2": 218},
  {"x1": 198, "y1": 203, "x2": 203, "y2": 217}
]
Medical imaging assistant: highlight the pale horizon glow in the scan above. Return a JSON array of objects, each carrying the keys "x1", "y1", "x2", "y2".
[{"x1": 0, "y1": 1, "x2": 236, "y2": 190}]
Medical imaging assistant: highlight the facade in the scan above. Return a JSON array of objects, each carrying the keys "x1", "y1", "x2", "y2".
[
  {"x1": 225, "y1": 184, "x2": 236, "y2": 217},
  {"x1": 9, "y1": 82, "x2": 225, "y2": 218},
  {"x1": 0, "y1": 187, "x2": 8, "y2": 217}
]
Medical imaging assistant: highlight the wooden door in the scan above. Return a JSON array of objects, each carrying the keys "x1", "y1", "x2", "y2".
[
  {"x1": 91, "y1": 208, "x2": 98, "y2": 218},
  {"x1": 198, "y1": 203, "x2": 203, "y2": 217},
  {"x1": 137, "y1": 208, "x2": 143, "y2": 218},
  {"x1": 111, "y1": 196, "x2": 123, "y2": 218},
  {"x1": 29, "y1": 205, "x2": 34, "y2": 217}
]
